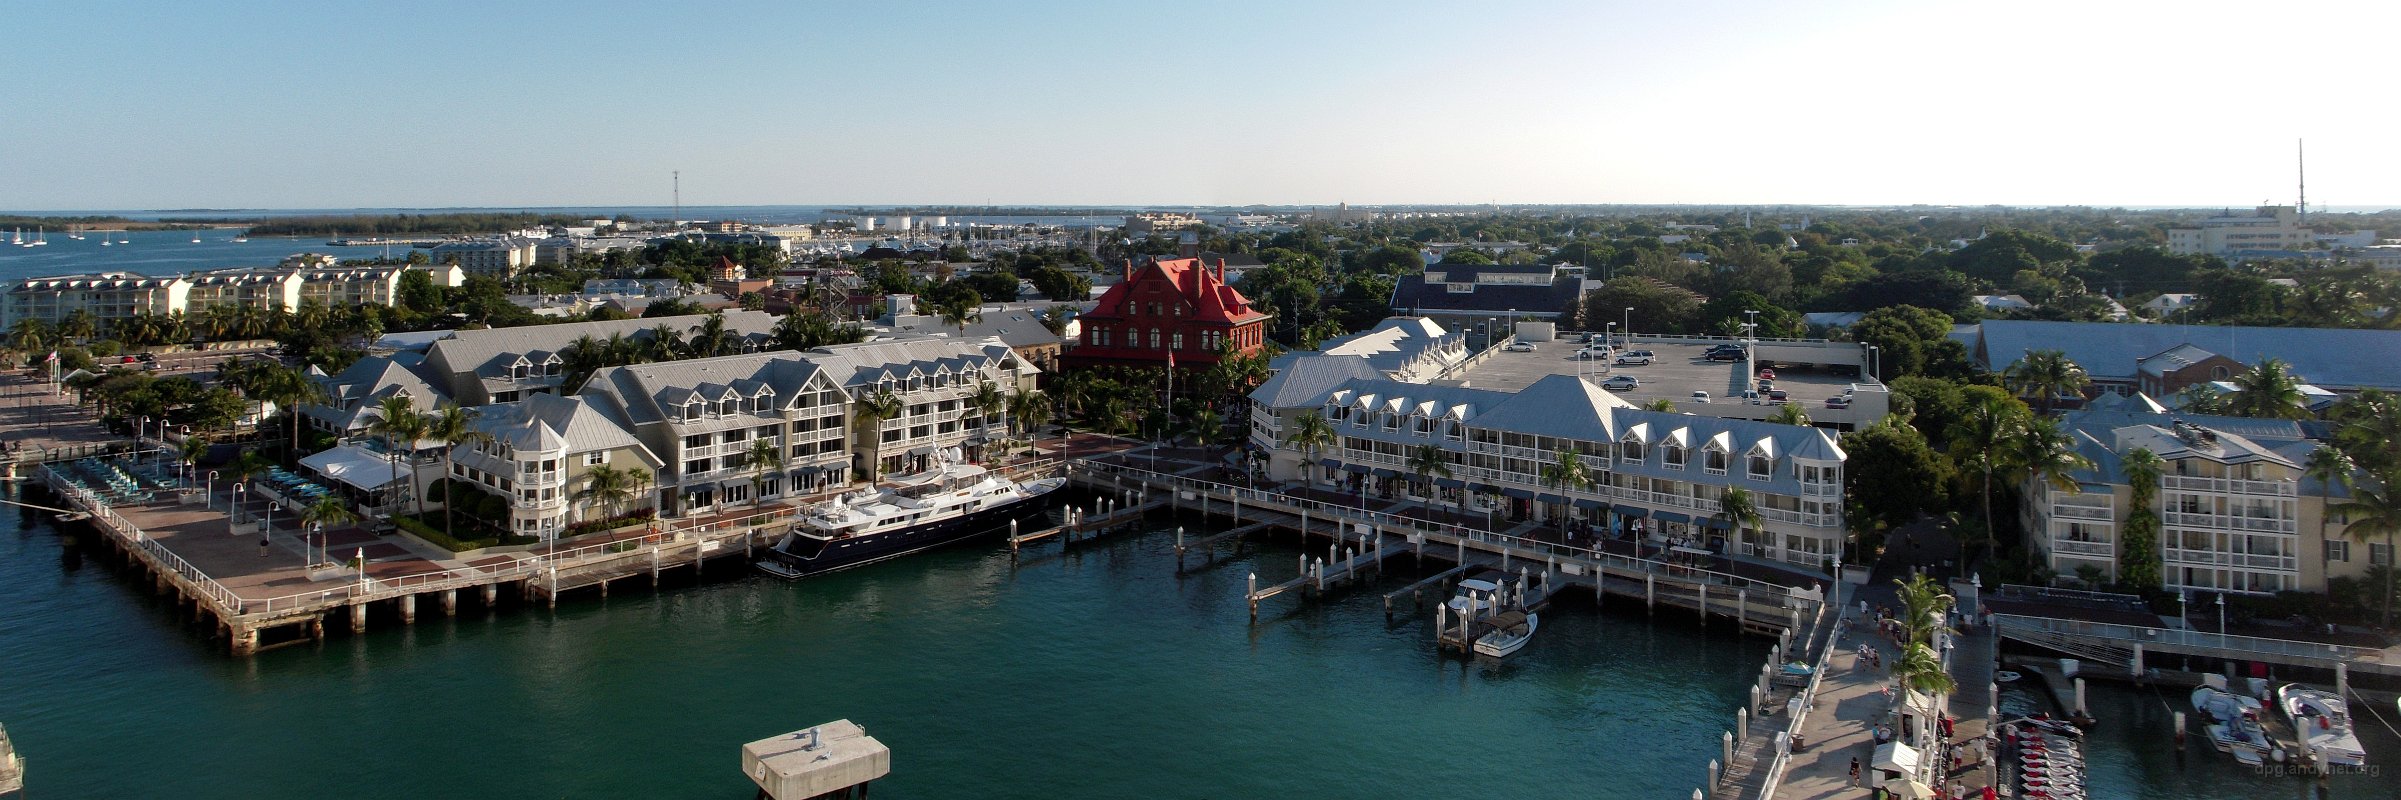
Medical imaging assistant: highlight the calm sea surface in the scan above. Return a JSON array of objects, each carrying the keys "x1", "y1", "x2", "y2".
[{"x1": 0, "y1": 490, "x2": 1769, "y2": 798}]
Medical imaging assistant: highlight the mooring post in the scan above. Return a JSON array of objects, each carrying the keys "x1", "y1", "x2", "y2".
[
  {"x1": 1436, "y1": 600, "x2": 1447, "y2": 643},
  {"x1": 483, "y1": 583, "x2": 499, "y2": 608},
  {"x1": 2173, "y1": 711, "x2": 2187, "y2": 749},
  {"x1": 350, "y1": 601, "x2": 368, "y2": 633},
  {"x1": 1647, "y1": 573, "x2": 1656, "y2": 611},
  {"x1": 1698, "y1": 584, "x2": 1708, "y2": 627},
  {"x1": 1737, "y1": 588, "x2": 1748, "y2": 629},
  {"x1": 1175, "y1": 525, "x2": 1186, "y2": 568},
  {"x1": 1722, "y1": 731, "x2": 1734, "y2": 774},
  {"x1": 1737, "y1": 708, "x2": 1749, "y2": 742},
  {"x1": 2337, "y1": 662, "x2": 2350, "y2": 699},
  {"x1": 1707, "y1": 758, "x2": 1719, "y2": 791},
  {"x1": 2131, "y1": 642, "x2": 2145, "y2": 679},
  {"x1": 399, "y1": 594, "x2": 417, "y2": 625},
  {"x1": 651, "y1": 545, "x2": 662, "y2": 588},
  {"x1": 2074, "y1": 678, "x2": 2087, "y2": 717},
  {"x1": 442, "y1": 589, "x2": 458, "y2": 617},
  {"x1": 1247, "y1": 573, "x2": 1258, "y2": 621}
]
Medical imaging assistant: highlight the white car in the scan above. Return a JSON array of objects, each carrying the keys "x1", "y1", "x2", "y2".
[
  {"x1": 1505, "y1": 341, "x2": 1536, "y2": 352},
  {"x1": 1690, "y1": 390, "x2": 1711, "y2": 403},
  {"x1": 1601, "y1": 375, "x2": 1640, "y2": 391},
  {"x1": 1575, "y1": 346, "x2": 1613, "y2": 360},
  {"x1": 1613, "y1": 354, "x2": 1653, "y2": 366}
]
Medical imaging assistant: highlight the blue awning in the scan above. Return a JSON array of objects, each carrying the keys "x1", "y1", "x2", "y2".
[
  {"x1": 1316, "y1": 458, "x2": 1340, "y2": 468},
  {"x1": 1343, "y1": 463, "x2": 1373, "y2": 475},
  {"x1": 1572, "y1": 498, "x2": 1607, "y2": 510},
  {"x1": 1371, "y1": 468, "x2": 1400, "y2": 479},
  {"x1": 1704, "y1": 517, "x2": 1732, "y2": 530},
  {"x1": 1653, "y1": 511, "x2": 1692, "y2": 526},
  {"x1": 1612, "y1": 504, "x2": 1650, "y2": 519},
  {"x1": 1469, "y1": 483, "x2": 1499, "y2": 495},
  {"x1": 1434, "y1": 477, "x2": 1466, "y2": 489},
  {"x1": 1535, "y1": 493, "x2": 1569, "y2": 505},
  {"x1": 1500, "y1": 487, "x2": 1537, "y2": 500}
]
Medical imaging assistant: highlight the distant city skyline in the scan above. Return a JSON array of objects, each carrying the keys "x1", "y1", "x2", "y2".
[{"x1": 4, "y1": 0, "x2": 2395, "y2": 210}]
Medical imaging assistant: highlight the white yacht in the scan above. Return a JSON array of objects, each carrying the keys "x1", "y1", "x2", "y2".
[
  {"x1": 2276, "y1": 684, "x2": 2367, "y2": 767},
  {"x1": 758, "y1": 451, "x2": 1063, "y2": 579},
  {"x1": 2191, "y1": 676, "x2": 2261, "y2": 724},
  {"x1": 2205, "y1": 706, "x2": 2274, "y2": 765},
  {"x1": 1474, "y1": 611, "x2": 1538, "y2": 658}
]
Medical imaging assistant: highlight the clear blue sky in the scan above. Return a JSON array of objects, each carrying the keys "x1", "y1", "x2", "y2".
[{"x1": 5, "y1": 0, "x2": 2394, "y2": 210}]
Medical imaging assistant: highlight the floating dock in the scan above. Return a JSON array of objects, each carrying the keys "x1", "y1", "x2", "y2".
[{"x1": 741, "y1": 720, "x2": 889, "y2": 800}]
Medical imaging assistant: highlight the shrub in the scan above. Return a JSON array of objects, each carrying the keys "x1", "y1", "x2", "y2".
[
  {"x1": 394, "y1": 515, "x2": 498, "y2": 552},
  {"x1": 563, "y1": 508, "x2": 657, "y2": 538}
]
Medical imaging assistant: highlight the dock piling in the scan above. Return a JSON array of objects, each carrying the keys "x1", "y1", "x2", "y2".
[
  {"x1": 400, "y1": 594, "x2": 416, "y2": 625},
  {"x1": 1646, "y1": 573, "x2": 1656, "y2": 612},
  {"x1": 442, "y1": 589, "x2": 457, "y2": 617},
  {"x1": 349, "y1": 602, "x2": 367, "y2": 634},
  {"x1": 1247, "y1": 573, "x2": 1257, "y2": 621},
  {"x1": 1737, "y1": 708, "x2": 1748, "y2": 742}
]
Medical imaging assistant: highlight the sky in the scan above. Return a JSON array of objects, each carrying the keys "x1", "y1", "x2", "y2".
[{"x1": 4, "y1": 0, "x2": 2396, "y2": 210}]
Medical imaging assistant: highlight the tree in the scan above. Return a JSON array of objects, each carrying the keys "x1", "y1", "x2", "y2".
[
  {"x1": 1580, "y1": 276, "x2": 1701, "y2": 336},
  {"x1": 744, "y1": 438, "x2": 784, "y2": 507},
  {"x1": 1407, "y1": 444, "x2": 1452, "y2": 502},
  {"x1": 1894, "y1": 573, "x2": 1957, "y2": 646},
  {"x1": 1842, "y1": 419, "x2": 1950, "y2": 533},
  {"x1": 970, "y1": 381, "x2": 1006, "y2": 441},
  {"x1": 368, "y1": 396, "x2": 430, "y2": 515},
  {"x1": 1716, "y1": 486, "x2": 1763, "y2": 554},
  {"x1": 852, "y1": 389, "x2": 905, "y2": 482},
  {"x1": 2306, "y1": 446, "x2": 2357, "y2": 596},
  {"x1": 1950, "y1": 390, "x2": 2030, "y2": 564},
  {"x1": 299, "y1": 495, "x2": 361, "y2": 564},
  {"x1": 2001, "y1": 349, "x2": 2090, "y2": 415},
  {"x1": 2011, "y1": 416, "x2": 2095, "y2": 577},
  {"x1": 2333, "y1": 471, "x2": 2401, "y2": 628},
  {"x1": 1006, "y1": 388, "x2": 1052, "y2": 442},
  {"x1": 1538, "y1": 446, "x2": 1594, "y2": 529},
  {"x1": 424, "y1": 404, "x2": 492, "y2": 541},
  {"x1": 2227, "y1": 358, "x2": 2310, "y2": 420},
  {"x1": 1698, "y1": 291, "x2": 1800, "y2": 340},
  {"x1": 1282, "y1": 411, "x2": 1337, "y2": 482},
  {"x1": 2118, "y1": 447, "x2": 2166, "y2": 591},
  {"x1": 1642, "y1": 398, "x2": 1677, "y2": 412},
  {"x1": 1183, "y1": 407, "x2": 1225, "y2": 447},
  {"x1": 177, "y1": 434, "x2": 210, "y2": 482},
  {"x1": 577, "y1": 463, "x2": 637, "y2": 522},
  {"x1": 931, "y1": 292, "x2": 985, "y2": 335},
  {"x1": 1768, "y1": 403, "x2": 1812, "y2": 426},
  {"x1": 1852, "y1": 305, "x2": 1960, "y2": 381}
]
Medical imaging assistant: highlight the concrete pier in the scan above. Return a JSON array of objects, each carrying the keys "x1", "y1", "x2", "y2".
[{"x1": 741, "y1": 720, "x2": 889, "y2": 800}]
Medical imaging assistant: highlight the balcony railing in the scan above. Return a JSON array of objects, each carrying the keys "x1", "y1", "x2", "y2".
[
  {"x1": 2163, "y1": 475, "x2": 2296, "y2": 497},
  {"x1": 2164, "y1": 511, "x2": 2297, "y2": 534},
  {"x1": 2164, "y1": 548, "x2": 2299, "y2": 572},
  {"x1": 2051, "y1": 506, "x2": 2113, "y2": 521},
  {"x1": 2053, "y1": 539, "x2": 2114, "y2": 556}
]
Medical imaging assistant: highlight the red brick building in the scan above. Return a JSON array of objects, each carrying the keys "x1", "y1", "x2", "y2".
[{"x1": 1063, "y1": 256, "x2": 1272, "y2": 372}]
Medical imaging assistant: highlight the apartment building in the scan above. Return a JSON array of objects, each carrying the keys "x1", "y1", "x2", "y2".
[
  {"x1": 417, "y1": 311, "x2": 780, "y2": 405},
  {"x1": 2, "y1": 256, "x2": 465, "y2": 330},
  {"x1": 301, "y1": 352, "x2": 450, "y2": 438},
  {"x1": 427, "y1": 237, "x2": 541, "y2": 278},
  {"x1": 575, "y1": 337, "x2": 1039, "y2": 519},
  {"x1": 2024, "y1": 411, "x2": 2354, "y2": 595},
  {"x1": 2166, "y1": 206, "x2": 2311, "y2": 258},
  {"x1": 450, "y1": 393, "x2": 667, "y2": 540},
  {"x1": 1249, "y1": 369, "x2": 1849, "y2": 569}
]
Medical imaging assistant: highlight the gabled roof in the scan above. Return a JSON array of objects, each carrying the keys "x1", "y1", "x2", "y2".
[
  {"x1": 1086, "y1": 256, "x2": 1271, "y2": 326},
  {"x1": 304, "y1": 353, "x2": 449, "y2": 430},
  {"x1": 468, "y1": 394, "x2": 664, "y2": 468},
  {"x1": 1461, "y1": 374, "x2": 1631, "y2": 444},
  {"x1": 1387, "y1": 274, "x2": 1583, "y2": 315},
  {"x1": 584, "y1": 352, "x2": 835, "y2": 426},
  {"x1": 423, "y1": 311, "x2": 779, "y2": 381}
]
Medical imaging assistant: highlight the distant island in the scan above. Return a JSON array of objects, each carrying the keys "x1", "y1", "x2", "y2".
[
  {"x1": 830, "y1": 206, "x2": 1139, "y2": 217},
  {"x1": 0, "y1": 214, "x2": 219, "y2": 231},
  {"x1": 197, "y1": 212, "x2": 623, "y2": 238}
]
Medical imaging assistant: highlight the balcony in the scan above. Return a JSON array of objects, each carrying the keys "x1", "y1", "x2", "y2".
[
  {"x1": 2052, "y1": 539, "x2": 2114, "y2": 556},
  {"x1": 2162, "y1": 475, "x2": 2296, "y2": 497},
  {"x1": 2163, "y1": 548, "x2": 2299, "y2": 572},
  {"x1": 2163, "y1": 511, "x2": 2297, "y2": 534},
  {"x1": 2051, "y1": 505, "x2": 2113, "y2": 521}
]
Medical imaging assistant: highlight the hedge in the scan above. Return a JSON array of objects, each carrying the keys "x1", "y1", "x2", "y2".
[{"x1": 395, "y1": 515, "x2": 498, "y2": 552}]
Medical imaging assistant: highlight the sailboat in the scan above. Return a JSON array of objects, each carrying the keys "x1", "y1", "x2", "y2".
[
  {"x1": 8, "y1": 228, "x2": 19, "y2": 247},
  {"x1": 100, "y1": 232, "x2": 112, "y2": 247},
  {"x1": 189, "y1": 230, "x2": 202, "y2": 244},
  {"x1": 67, "y1": 227, "x2": 83, "y2": 240},
  {"x1": 120, "y1": 232, "x2": 132, "y2": 245},
  {"x1": 30, "y1": 228, "x2": 47, "y2": 247}
]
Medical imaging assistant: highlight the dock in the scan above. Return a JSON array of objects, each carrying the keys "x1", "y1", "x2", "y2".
[
  {"x1": 0, "y1": 721, "x2": 20, "y2": 798},
  {"x1": 741, "y1": 720, "x2": 889, "y2": 800}
]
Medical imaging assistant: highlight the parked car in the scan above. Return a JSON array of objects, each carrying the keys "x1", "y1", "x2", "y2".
[
  {"x1": 1824, "y1": 395, "x2": 1852, "y2": 409},
  {"x1": 1706, "y1": 350, "x2": 1743, "y2": 362},
  {"x1": 1768, "y1": 389, "x2": 1789, "y2": 403},
  {"x1": 1756, "y1": 379, "x2": 1774, "y2": 392},
  {"x1": 1690, "y1": 390, "x2": 1712, "y2": 404},
  {"x1": 1740, "y1": 390, "x2": 1762, "y2": 404},
  {"x1": 1628, "y1": 349, "x2": 1656, "y2": 359},
  {"x1": 1575, "y1": 346, "x2": 1613, "y2": 360},
  {"x1": 1505, "y1": 341, "x2": 1537, "y2": 352},
  {"x1": 135, "y1": 352, "x2": 157, "y2": 362},
  {"x1": 1613, "y1": 353, "x2": 1653, "y2": 366},
  {"x1": 118, "y1": 355, "x2": 137, "y2": 364},
  {"x1": 1757, "y1": 368, "x2": 1775, "y2": 381},
  {"x1": 1706, "y1": 343, "x2": 1745, "y2": 355},
  {"x1": 1601, "y1": 375, "x2": 1640, "y2": 391}
]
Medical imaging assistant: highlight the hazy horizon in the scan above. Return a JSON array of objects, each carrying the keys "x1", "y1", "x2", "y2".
[{"x1": 5, "y1": 0, "x2": 2395, "y2": 210}]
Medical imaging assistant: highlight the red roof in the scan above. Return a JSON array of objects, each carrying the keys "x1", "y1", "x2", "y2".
[{"x1": 1089, "y1": 257, "x2": 1272, "y2": 326}]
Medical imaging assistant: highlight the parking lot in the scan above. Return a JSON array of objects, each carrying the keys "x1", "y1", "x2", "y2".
[{"x1": 1460, "y1": 339, "x2": 1860, "y2": 414}]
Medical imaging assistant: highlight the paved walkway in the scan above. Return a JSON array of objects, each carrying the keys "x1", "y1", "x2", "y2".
[{"x1": 1776, "y1": 594, "x2": 1999, "y2": 799}]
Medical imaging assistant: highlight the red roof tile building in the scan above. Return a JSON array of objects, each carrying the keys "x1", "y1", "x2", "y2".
[{"x1": 1062, "y1": 256, "x2": 1272, "y2": 373}]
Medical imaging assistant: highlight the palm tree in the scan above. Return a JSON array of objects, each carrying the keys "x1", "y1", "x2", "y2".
[
  {"x1": 642, "y1": 323, "x2": 686, "y2": 361},
  {"x1": 1894, "y1": 573, "x2": 1957, "y2": 645},
  {"x1": 744, "y1": 438, "x2": 784, "y2": 507},
  {"x1": 299, "y1": 495, "x2": 361, "y2": 565},
  {"x1": 424, "y1": 404, "x2": 492, "y2": 540},
  {"x1": 1005, "y1": 388, "x2": 1052, "y2": 441},
  {"x1": 1538, "y1": 446, "x2": 1594, "y2": 529},
  {"x1": 252, "y1": 364, "x2": 328, "y2": 458},
  {"x1": 1642, "y1": 397, "x2": 1677, "y2": 412},
  {"x1": 2306, "y1": 446, "x2": 2357, "y2": 588},
  {"x1": 689, "y1": 311, "x2": 739, "y2": 358},
  {"x1": 2118, "y1": 447, "x2": 2165, "y2": 591},
  {"x1": 1950, "y1": 392, "x2": 2026, "y2": 564},
  {"x1": 58, "y1": 309, "x2": 95, "y2": 342},
  {"x1": 178, "y1": 434, "x2": 210, "y2": 484},
  {"x1": 1892, "y1": 641, "x2": 1958, "y2": 696},
  {"x1": 1716, "y1": 485, "x2": 1763, "y2": 554},
  {"x1": 1282, "y1": 411, "x2": 1337, "y2": 483},
  {"x1": 2003, "y1": 349, "x2": 2091, "y2": 415},
  {"x1": 970, "y1": 380, "x2": 1006, "y2": 440},
  {"x1": 1407, "y1": 443, "x2": 1452, "y2": 502},
  {"x1": 852, "y1": 389, "x2": 905, "y2": 482},
  {"x1": 1183, "y1": 406, "x2": 1225, "y2": 447},
  {"x1": 9, "y1": 318, "x2": 53, "y2": 355},
  {"x1": 577, "y1": 463, "x2": 635, "y2": 521},
  {"x1": 2228, "y1": 358, "x2": 2310, "y2": 420},
  {"x1": 368, "y1": 395, "x2": 429, "y2": 515},
  {"x1": 1768, "y1": 403, "x2": 1812, "y2": 426},
  {"x1": 934, "y1": 297, "x2": 983, "y2": 334},
  {"x1": 2012, "y1": 415, "x2": 2095, "y2": 507},
  {"x1": 2333, "y1": 470, "x2": 2401, "y2": 628}
]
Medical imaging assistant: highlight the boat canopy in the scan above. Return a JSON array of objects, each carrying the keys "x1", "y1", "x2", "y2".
[
  {"x1": 1872, "y1": 741, "x2": 1920, "y2": 773},
  {"x1": 1456, "y1": 579, "x2": 1501, "y2": 594},
  {"x1": 1485, "y1": 610, "x2": 1529, "y2": 629}
]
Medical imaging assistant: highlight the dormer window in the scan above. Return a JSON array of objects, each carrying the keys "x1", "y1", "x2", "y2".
[
  {"x1": 1703, "y1": 446, "x2": 1729, "y2": 475},
  {"x1": 1413, "y1": 415, "x2": 1431, "y2": 435},
  {"x1": 1664, "y1": 444, "x2": 1687, "y2": 470},
  {"x1": 1619, "y1": 438, "x2": 1644, "y2": 463},
  {"x1": 717, "y1": 399, "x2": 736, "y2": 416},
  {"x1": 1443, "y1": 421, "x2": 1463, "y2": 441},
  {"x1": 1747, "y1": 453, "x2": 1772, "y2": 480},
  {"x1": 1381, "y1": 412, "x2": 1398, "y2": 432}
]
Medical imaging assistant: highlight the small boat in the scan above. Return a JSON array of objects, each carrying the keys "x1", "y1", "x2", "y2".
[
  {"x1": 2277, "y1": 684, "x2": 2367, "y2": 767},
  {"x1": 190, "y1": 231, "x2": 201, "y2": 243},
  {"x1": 2205, "y1": 707, "x2": 2274, "y2": 765},
  {"x1": 1473, "y1": 610, "x2": 1538, "y2": 657},
  {"x1": 1995, "y1": 670, "x2": 2022, "y2": 682},
  {"x1": 2191, "y1": 676, "x2": 2262, "y2": 724},
  {"x1": 29, "y1": 227, "x2": 46, "y2": 247},
  {"x1": 8, "y1": 228, "x2": 19, "y2": 246},
  {"x1": 230, "y1": 235, "x2": 248, "y2": 243}
]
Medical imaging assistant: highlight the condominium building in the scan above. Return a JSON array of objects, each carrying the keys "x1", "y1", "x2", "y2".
[
  {"x1": 301, "y1": 352, "x2": 449, "y2": 438},
  {"x1": 1, "y1": 256, "x2": 465, "y2": 330},
  {"x1": 1249, "y1": 366, "x2": 1849, "y2": 569},
  {"x1": 417, "y1": 311, "x2": 781, "y2": 405},
  {"x1": 2165, "y1": 206, "x2": 2311, "y2": 258},
  {"x1": 575, "y1": 337, "x2": 1039, "y2": 519},
  {"x1": 451, "y1": 393, "x2": 668, "y2": 540},
  {"x1": 427, "y1": 237, "x2": 541, "y2": 278},
  {"x1": 2024, "y1": 411, "x2": 2354, "y2": 595}
]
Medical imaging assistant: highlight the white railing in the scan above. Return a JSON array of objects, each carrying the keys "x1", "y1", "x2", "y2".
[
  {"x1": 2162, "y1": 548, "x2": 2299, "y2": 572},
  {"x1": 2163, "y1": 511, "x2": 2297, "y2": 534},
  {"x1": 2163, "y1": 475, "x2": 2296, "y2": 496},
  {"x1": 2051, "y1": 505, "x2": 2112, "y2": 520},
  {"x1": 1991, "y1": 613, "x2": 2381, "y2": 666},
  {"x1": 2053, "y1": 539, "x2": 2114, "y2": 556}
]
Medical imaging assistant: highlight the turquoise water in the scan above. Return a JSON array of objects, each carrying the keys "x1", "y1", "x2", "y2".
[
  {"x1": 2000, "y1": 670, "x2": 2401, "y2": 798},
  {"x1": 0, "y1": 493, "x2": 1768, "y2": 798}
]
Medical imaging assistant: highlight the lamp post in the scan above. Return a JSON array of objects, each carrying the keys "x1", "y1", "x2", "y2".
[
  {"x1": 137, "y1": 415, "x2": 150, "y2": 466},
  {"x1": 2216, "y1": 593, "x2": 2227, "y2": 649},
  {"x1": 1605, "y1": 322, "x2": 1616, "y2": 348},
  {"x1": 1744, "y1": 310, "x2": 1759, "y2": 343},
  {"x1": 309, "y1": 522, "x2": 323, "y2": 568},
  {"x1": 1622, "y1": 307, "x2": 1633, "y2": 349},
  {"x1": 205, "y1": 470, "x2": 218, "y2": 510},
  {"x1": 231, "y1": 483, "x2": 244, "y2": 536}
]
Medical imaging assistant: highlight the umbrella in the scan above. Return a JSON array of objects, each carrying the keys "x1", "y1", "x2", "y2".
[{"x1": 1888, "y1": 780, "x2": 1937, "y2": 800}]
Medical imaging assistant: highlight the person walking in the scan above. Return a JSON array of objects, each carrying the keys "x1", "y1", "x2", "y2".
[{"x1": 1849, "y1": 755, "x2": 1861, "y2": 786}]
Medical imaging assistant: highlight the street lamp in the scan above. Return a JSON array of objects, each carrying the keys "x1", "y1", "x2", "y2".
[
  {"x1": 231, "y1": 483, "x2": 245, "y2": 536},
  {"x1": 308, "y1": 522, "x2": 323, "y2": 567},
  {"x1": 1622, "y1": 307, "x2": 1633, "y2": 348},
  {"x1": 2216, "y1": 593, "x2": 2227, "y2": 648},
  {"x1": 205, "y1": 470, "x2": 218, "y2": 510},
  {"x1": 137, "y1": 415, "x2": 150, "y2": 466},
  {"x1": 1744, "y1": 310, "x2": 1759, "y2": 342}
]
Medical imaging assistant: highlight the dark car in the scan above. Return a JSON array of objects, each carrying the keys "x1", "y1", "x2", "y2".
[
  {"x1": 135, "y1": 352, "x2": 156, "y2": 362},
  {"x1": 1768, "y1": 389, "x2": 1789, "y2": 402},
  {"x1": 1706, "y1": 350, "x2": 1743, "y2": 362}
]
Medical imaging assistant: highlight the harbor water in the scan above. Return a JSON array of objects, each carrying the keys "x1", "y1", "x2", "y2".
[
  {"x1": 0, "y1": 493, "x2": 1768, "y2": 798},
  {"x1": 2000, "y1": 671, "x2": 2401, "y2": 798}
]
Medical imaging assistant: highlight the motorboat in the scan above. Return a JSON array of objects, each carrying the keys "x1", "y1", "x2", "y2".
[
  {"x1": 2276, "y1": 684, "x2": 2368, "y2": 767},
  {"x1": 2205, "y1": 707, "x2": 2274, "y2": 765},
  {"x1": 1444, "y1": 568, "x2": 1518, "y2": 616},
  {"x1": 1473, "y1": 611, "x2": 1538, "y2": 658},
  {"x1": 2191, "y1": 676, "x2": 2262, "y2": 724},
  {"x1": 757, "y1": 452, "x2": 1063, "y2": 579}
]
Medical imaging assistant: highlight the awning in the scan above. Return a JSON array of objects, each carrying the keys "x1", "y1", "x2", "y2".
[
  {"x1": 1500, "y1": 487, "x2": 1537, "y2": 500},
  {"x1": 1317, "y1": 458, "x2": 1340, "y2": 468},
  {"x1": 1572, "y1": 498, "x2": 1607, "y2": 510},
  {"x1": 1535, "y1": 493, "x2": 1569, "y2": 505},
  {"x1": 300, "y1": 444, "x2": 407, "y2": 491},
  {"x1": 1873, "y1": 741, "x2": 1921, "y2": 773},
  {"x1": 1468, "y1": 483, "x2": 1499, "y2": 495},
  {"x1": 1344, "y1": 463, "x2": 1373, "y2": 475},
  {"x1": 1612, "y1": 504, "x2": 1650, "y2": 519},
  {"x1": 792, "y1": 465, "x2": 822, "y2": 477},
  {"x1": 1371, "y1": 468, "x2": 1400, "y2": 479},
  {"x1": 908, "y1": 445, "x2": 935, "y2": 456},
  {"x1": 1704, "y1": 517, "x2": 1732, "y2": 530},
  {"x1": 1433, "y1": 477, "x2": 1466, "y2": 489},
  {"x1": 1653, "y1": 511, "x2": 1692, "y2": 526}
]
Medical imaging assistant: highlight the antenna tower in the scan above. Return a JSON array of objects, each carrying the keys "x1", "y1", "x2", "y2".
[
  {"x1": 673, "y1": 170, "x2": 682, "y2": 228},
  {"x1": 2296, "y1": 139, "x2": 2306, "y2": 223}
]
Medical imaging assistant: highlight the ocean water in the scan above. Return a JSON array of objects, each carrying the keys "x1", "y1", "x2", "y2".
[
  {"x1": 1999, "y1": 669, "x2": 2401, "y2": 798},
  {"x1": 0, "y1": 491, "x2": 1767, "y2": 798}
]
